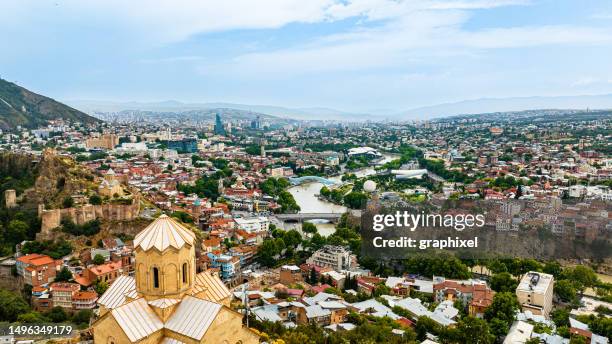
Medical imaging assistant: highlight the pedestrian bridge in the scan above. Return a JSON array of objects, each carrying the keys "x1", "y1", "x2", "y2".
[
  {"x1": 288, "y1": 176, "x2": 338, "y2": 186},
  {"x1": 275, "y1": 213, "x2": 343, "y2": 222}
]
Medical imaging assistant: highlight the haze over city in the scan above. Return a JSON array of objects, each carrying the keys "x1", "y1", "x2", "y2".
[{"x1": 3, "y1": 0, "x2": 612, "y2": 116}]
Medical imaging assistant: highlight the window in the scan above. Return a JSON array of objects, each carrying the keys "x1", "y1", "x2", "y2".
[
  {"x1": 182, "y1": 263, "x2": 188, "y2": 283},
  {"x1": 153, "y1": 267, "x2": 159, "y2": 288}
]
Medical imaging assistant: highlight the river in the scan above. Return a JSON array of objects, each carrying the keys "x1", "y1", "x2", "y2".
[{"x1": 284, "y1": 152, "x2": 399, "y2": 237}]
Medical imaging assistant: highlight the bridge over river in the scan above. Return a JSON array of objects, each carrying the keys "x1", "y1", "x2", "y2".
[
  {"x1": 275, "y1": 213, "x2": 343, "y2": 223},
  {"x1": 288, "y1": 176, "x2": 338, "y2": 186}
]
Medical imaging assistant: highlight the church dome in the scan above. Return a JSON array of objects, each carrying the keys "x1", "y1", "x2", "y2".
[{"x1": 133, "y1": 214, "x2": 196, "y2": 252}]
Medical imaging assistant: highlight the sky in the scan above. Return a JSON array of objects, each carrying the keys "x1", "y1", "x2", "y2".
[{"x1": 2, "y1": 0, "x2": 612, "y2": 114}]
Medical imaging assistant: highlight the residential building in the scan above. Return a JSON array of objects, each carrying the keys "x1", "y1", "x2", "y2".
[
  {"x1": 234, "y1": 216, "x2": 269, "y2": 233},
  {"x1": 72, "y1": 291, "x2": 98, "y2": 309},
  {"x1": 306, "y1": 245, "x2": 355, "y2": 271},
  {"x1": 86, "y1": 133, "x2": 119, "y2": 150},
  {"x1": 516, "y1": 271, "x2": 554, "y2": 317},
  {"x1": 433, "y1": 278, "x2": 495, "y2": 318},
  {"x1": 50, "y1": 282, "x2": 80, "y2": 309},
  {"x1": 279, "y1": 265, "x2": 302, "y2": 285},
  {"x1": 207, "y1": 252, "x2": 241, "y2": 280},
  {"x1": 15, "y1": 253, "x2": 61, "y2": 287},
  {"x1": 167, "y1": 138, "x2": 198, "y2": 153}
]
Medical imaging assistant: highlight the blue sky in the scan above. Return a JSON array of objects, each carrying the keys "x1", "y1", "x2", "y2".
[{"x1": 2, "y1": 0, "x2": 612, "y2": 113}]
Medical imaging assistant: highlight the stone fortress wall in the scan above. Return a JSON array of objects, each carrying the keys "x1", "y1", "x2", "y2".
[{"x1": 37, "y1": 196, "x2": 140, "y2": 238}]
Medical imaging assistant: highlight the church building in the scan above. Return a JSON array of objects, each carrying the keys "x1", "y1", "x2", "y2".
[{"x1": 92, "y1": 214, "x2": 259, "y2": 343}]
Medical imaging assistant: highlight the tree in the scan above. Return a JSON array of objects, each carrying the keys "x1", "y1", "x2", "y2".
[
  {"x1": 21, "y1": 239, "x2": 73, "y2": 259},
  {"x1": 454, "y1": 316, "x2": 494, "y2": 344},
  {"x1": 569, "y1": 336, "x2": 587, "y2": 344},
  {"x1": 88, "y1": 194, "x2": 102, "y2": 205},
  {"x1": 487, "y1": 259, "x2": 508, "y2": 274},
  {"x1": 171, "y1": 211, "x2": 194, "y2": 224},
  {"x1": 309, "y1": 233, "x2": 326, "y2": 251},
  {"x1": 277, "y1": 191, "x2": 300, "y2": 213},
  {"x1": 543, "y1": 261, "x2": 562, "y2": 277},
  {"x1": 0, "y1": 288, "x2": 31, "y2": 322},
  {"x1": 282, "y1": 230, "x2": 302, "y2": 248},
  {"x1": 554, "y1": 280, "x2": 578, "y2": 303},
  {"x1": 6, "y1": 219, "x2": 28, "y2": 244},
  {"x1": 55, "y1": 266, "x2": 73, "y2": 282},
  {"x1": 47, "y1": 306, "x2": 68, "y2": 323},
  {"x1": 551, "y1": 308, "x2": 570, "y2": 328},
  {"x1": 302, "y1": 222, "x2": 317, "y2": 234},
  {"x1": 490, "y1": 272, "x2": 518, "y2": 292},
  {"x1": 489, "y1": 317, "x2": 510, "y2": 338},
  {"x1": 62, "y1": 196, "x2": 74, "y2": 208},
  {"x1": 372, "y1": 284, "x2": 391, "y2": 297},
  {"x1": 566, "y1": 266, "x2": 598, "y2": 293},
  {"x1": 485, "y1": 292, "x2": 520, "y2": 336},
  {"x1": 93, "y1": 254, "x2": 106, "y2": 265},
  {"x1": 415, "y1": 316, "x2": 442, "y2": 341},
  {"x1": 586, "y1": 316, "x2": 612, "y2": 339},
  {"x1": 72, "y1": 309, "x2": 93, "y2": 325},
  {"x1": 309, "y1": 268, "x2": 318, "y2": 285},
  {"x1": 257, "y1": 239, "x2": 279, "y2": 267},
  {"x1": 94, "y1": 280, "x2": 109, "y2": 295},
  {"x1": 18, "y1": 311, "x2": 48, "y2": 323},
  {"x1": 343, "y1": 192, "x2": 368, "y2": 209}
]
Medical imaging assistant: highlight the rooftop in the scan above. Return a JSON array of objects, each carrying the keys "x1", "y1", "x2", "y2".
[
  {"x1": 516, "y1": 271, "x2": 554, "y2": 294},
  {"x1": 133, "y1": 214, "x2": 196, "y2": 251}
]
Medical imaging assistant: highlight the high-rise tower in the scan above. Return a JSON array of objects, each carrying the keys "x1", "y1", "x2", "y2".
[{"x1": 214, "y1": 113, "x2": 226, "y2": 136}]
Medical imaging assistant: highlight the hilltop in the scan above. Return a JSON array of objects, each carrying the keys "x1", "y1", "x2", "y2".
[{"x1": 0, "y1": 78, "x2": 100, "y2": 130}]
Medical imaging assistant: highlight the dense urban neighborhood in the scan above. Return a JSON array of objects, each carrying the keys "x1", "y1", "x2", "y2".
[{"x1": 0, "y1": 99, "x2": 611, "y2": 343}]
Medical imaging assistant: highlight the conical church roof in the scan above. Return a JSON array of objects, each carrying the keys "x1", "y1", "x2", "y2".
[{"x1": 133, "y1": 214, "x2": 196, "y2": 251}]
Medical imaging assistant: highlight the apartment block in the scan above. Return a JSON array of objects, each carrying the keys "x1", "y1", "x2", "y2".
[
  {"x1": 15, "y1": 253, "x2": 61, "y2": 287},
  {"x1": 516, "y1": 271, "x2": 554, "y2": 317},
  {"x1": 306, "y1": 245, "x2": 355, "y2": 271}
]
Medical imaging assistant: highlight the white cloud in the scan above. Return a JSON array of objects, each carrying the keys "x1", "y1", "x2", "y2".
[
  {"x1": 0, "y1": 0, "x2": 338, "y2": 43},
  {"x1": 220, "y1": 11, "x2": 612, "y2": 76},
  {"x1": 0, "y1": 0, "x2": 534, "y2": 45},
  {"x1": 572, "y1": 76, "x2": 612, "y2": 87}
]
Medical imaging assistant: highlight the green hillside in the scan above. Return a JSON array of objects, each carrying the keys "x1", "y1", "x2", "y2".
[{"x1": 0, "y1": 78, "x2": 99, "y2": 130}]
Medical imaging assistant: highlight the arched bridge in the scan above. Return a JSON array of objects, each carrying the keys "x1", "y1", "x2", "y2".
[
  {"x1": 275, "y1": 213, "x2": 343, "y2": 223},
  {"x1": 288, "y1": 176, "x2": 338, "y2": 186}
]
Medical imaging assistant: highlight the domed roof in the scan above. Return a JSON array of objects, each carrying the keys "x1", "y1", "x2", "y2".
[{"x1": 133, "y1": 214, "x2": 196, "y2": 251}]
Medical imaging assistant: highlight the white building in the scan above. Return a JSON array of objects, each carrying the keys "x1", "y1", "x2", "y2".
[
  {"x1": 347, "y1": 147, "x2": 381, "y2": 159},
  {"x1": 516, "y1": 271, "x2": 554, "y2": 317},
  {"x1": 503, "y1": 321, "x2": 533, "y2": 344},
  {"x1": 234, "y1": 216, "x2": 270, "y2": 233},
  {"x1": 115, "y1": 142, "x2": 148, "y2": 155},
  {"x1": 306, "y1": 245, "x2": 355, "y2": 271}
]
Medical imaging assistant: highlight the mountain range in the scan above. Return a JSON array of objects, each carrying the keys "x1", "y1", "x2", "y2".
[
  {"x1": 398, "y1": 94, "x2": 612, "y2": 119},
  {"x1": 68, "y1": 94, "x2": 612, "y2": 121},
  {"x1": 2, "y1": 77, "x2": 611, "y2": 127},
  {"x1": 0, "y1": 78, "x2": 99, "y2": 130},
  {"x1": 66, "y1": 100, "x2": 374, "y2": 121}
]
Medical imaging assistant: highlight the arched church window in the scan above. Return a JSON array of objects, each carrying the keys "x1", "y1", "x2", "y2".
[
  {"x1": 153, "y1": 267, "x2": 159, "y2": 288},
  {"x1": 182, "y1": 263, "x2": 188, "y2": 284}
]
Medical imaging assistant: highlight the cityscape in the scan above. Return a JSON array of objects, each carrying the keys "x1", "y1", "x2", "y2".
[{"x1": 0, "y1": 1, "x2": 612, "y2": 344}]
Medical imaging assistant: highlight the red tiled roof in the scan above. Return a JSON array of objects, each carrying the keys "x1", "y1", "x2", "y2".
[
  {"x1": 17, "y1": 254, "x2": 55, "y2": 266},
  {"x1": 50, "y1": 283, "x2": 80, "y2": 292},
  {"x1": 73, "y1": 291, "x2": 97, "y2": 300},
  {"x1": 89, "y1": 261, "x2": 122, "y2": 276},
  {"x1": 311, "y1": 284, "x2": 332, "y2": 293}
]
